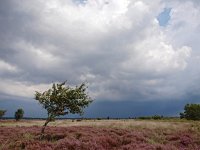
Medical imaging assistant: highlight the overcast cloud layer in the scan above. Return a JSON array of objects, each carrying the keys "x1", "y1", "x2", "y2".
[{"x1": 0, "y1": 0, "x2": 200, "y2": 104}]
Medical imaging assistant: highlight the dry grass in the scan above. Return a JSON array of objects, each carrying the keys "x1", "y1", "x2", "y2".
[{"x1": 0, "y1": 119, "x2": 194, "y2": 130}]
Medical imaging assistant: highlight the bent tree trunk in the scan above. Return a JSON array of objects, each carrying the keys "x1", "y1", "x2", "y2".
[{"x1": 41, "y1": 118, "x2": 51, "y2": 134}]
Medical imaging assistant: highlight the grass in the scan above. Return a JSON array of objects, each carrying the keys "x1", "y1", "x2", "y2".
[{"x1": 0, "y1": 119, "x2": 193, "y2": 128}]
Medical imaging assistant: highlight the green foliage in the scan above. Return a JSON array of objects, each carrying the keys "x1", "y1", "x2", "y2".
[
  {"x1": 138, "y1": 116, "x2": 152, "y2": 120},
  {"x1": 180, "y1": 103, "x2": 200, "y2": 120},
  {"x1": 152, "y1": 115, "x2": 163, "y2": 120},
  {"x1": 138, "y1": 115, "x2": 164, "y2": 120},
  {"x1": 15, "y1": 108, "x2": 24, "y2": 121},
  {"x1": 35, "y1": 81, "x2": 93, "y2": 133},
  {"x1": 179, "y1": 112, "x2": 185, "y2": 119},
  {"x1": 0, "y1": 110, "x2": 6, "y2": 118}
]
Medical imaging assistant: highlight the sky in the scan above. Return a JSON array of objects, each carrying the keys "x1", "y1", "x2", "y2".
[{"x1": 0, "y1": 0, "x2": 200, "y2": 118}]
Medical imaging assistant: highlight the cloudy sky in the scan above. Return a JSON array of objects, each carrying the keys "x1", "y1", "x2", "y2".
[{"x1": 0, "y1": 0, "x2": 200, "y2": 118}]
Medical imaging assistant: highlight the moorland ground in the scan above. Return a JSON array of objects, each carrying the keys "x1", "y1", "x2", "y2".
[{"x1": 0, "y1": 119, "x2": 200, "y2": 150}]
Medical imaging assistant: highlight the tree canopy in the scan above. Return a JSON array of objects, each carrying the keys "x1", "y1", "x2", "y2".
[
  {"x1": 15, "y1": 108, "x2": 24, "y2": 121},
  {"x1": 180, "y1": 103, "x2": 200, "y2": 120}
]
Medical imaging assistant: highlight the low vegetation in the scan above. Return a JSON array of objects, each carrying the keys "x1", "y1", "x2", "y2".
[
  {"x1": 0, "y1": 119, "x2": 200, "y2": 150},
  {"x1": 137, "y1": 115, "x2": 164, "y2": 120}
]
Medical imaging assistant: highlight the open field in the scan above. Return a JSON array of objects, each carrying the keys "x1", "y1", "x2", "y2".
[{"x1": 0, "y1": 119, "x2": 200, "y2": 149}]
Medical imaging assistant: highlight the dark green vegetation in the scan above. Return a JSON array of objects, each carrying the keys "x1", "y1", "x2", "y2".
[
  {"x1": 180, "y1": 104, "x2": 200, "y2": 120},
  {"x1": 15, "y1": 108, "x2": 24, "y2": 121},
  {"x1": 35, "y1": 81, "x2": 92, "y2": 134},
  {"x1": 137, "y1": 115, "x2": 164, "y2": 120},
  {"x1": 0, "y1": 110, "x2": 6, "y2": 118}
]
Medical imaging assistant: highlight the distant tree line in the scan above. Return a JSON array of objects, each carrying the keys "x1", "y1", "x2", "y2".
[{"x1": 137, "y1": 115, "x2": 164, "y2": 120}]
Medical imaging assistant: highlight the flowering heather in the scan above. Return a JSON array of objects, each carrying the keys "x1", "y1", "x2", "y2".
[{"x1": 0, "y1": 122, "x2": 200, "y2": 150}]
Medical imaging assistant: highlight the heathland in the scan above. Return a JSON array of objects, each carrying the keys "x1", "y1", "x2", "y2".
[{"x1": 0, "y1": 119, "x2": 200, "y2": 149}]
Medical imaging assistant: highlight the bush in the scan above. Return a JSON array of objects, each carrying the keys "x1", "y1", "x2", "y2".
[
  {"x1": 137, "y1": 115, "x2": 163, "y2": 120},
  {"x1": 180, "y1": 104, "x2": 200, "y2": 120},
  {"x1": 15, "y1": 108, "x2": 24, "y2": 121},
  {"x1": 152, "y1": 115, "x2": 163, "y2": 120},
  {"x1": 137, "y1": 116, "x2": 152, "y2": 120},
  {"x1": 0, "y1": 110, "x2": 6, "y2": 118}
]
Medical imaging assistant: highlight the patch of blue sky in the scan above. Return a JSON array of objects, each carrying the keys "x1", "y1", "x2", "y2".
[
  {"x1": 157, "y1": 8, "x2": 171, "y2": 27},
  {"x1": 73, "y1": 0, "x2": 87, "y2": 5}
]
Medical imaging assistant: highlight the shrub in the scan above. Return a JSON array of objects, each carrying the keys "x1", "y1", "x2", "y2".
[
  {"x1": 15, "y1": 108, "x2": 24, "y2": 121},
  {"x1": 137, "y1": 115, "x2": 163, "y2": 120},
  {"x1": 0, "y1": 110, "x2": 6, "y2": 118},
  {"x1": 137, "y1": 116, "x2": 152, "y2": 120},
  {"x1": 152, "y1": 115, "x2": 163, "y2": 120}
]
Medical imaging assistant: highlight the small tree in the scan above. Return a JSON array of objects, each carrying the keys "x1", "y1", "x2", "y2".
[
  {"x1": 179, "y1": 112, "x2": 185, "y2": 119},
  {"x1": 15, "y1": 108, "x2": 24, "y2": 121},
  {"x1": 35, "y1": 81, "x2": 93, "y2": 134},
  {"x1": 0, "y1": 110, "x2": 6, "y2": 118},
  {"x1": 180, "y1": 104, "x2": 200, "y2": 120}
]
